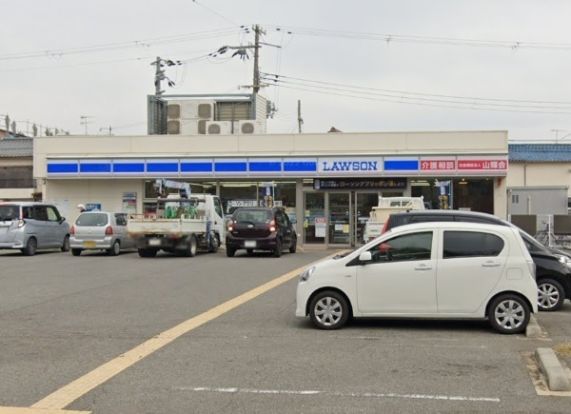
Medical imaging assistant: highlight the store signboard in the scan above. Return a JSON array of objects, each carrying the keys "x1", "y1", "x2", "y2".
[
  {"x1": 314, "y1": 217, "x2": 327, "y2": 238},
  {"x1": 457, "y1": 156, "x2": 508, "y2": 172},
  {"x1": 317, "y1": 157, "x2": 383, "y2": 175},
  {"x1": 314, "y1": 178, "x2": 407, "y2": 190},
  {"x1": 122, "y1": 192, "x2": 137, "y2": 214},
  {"x1": 47, "y1": 155, "x2": 508, "y2": 178},
  {"x1": 384, "y1": 157, "x2": 419, "y2": 172},
  {"x1": 420, "y1": 157, "x2": 456, "y2": 171}
]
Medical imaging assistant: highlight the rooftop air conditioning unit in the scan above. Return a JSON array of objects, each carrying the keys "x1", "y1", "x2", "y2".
[
  {"x1": 206, "y1": 121, "x2": 233, "y2": 135},
  {"x1": 180, "y1": 122, "x2": 199, "y2": 135},
  {"x1": 167, "y1": 120, "x2": 180, "y2": 134},
  {"x1": 237, "y1": 120, "x2": 265, "y2": 135},
  {"x1": 181, "y1": 101, "x2": 214, "y2": 120},
  {"x1": 167, "y1": 103, "x2": 181, "y2": 120}
]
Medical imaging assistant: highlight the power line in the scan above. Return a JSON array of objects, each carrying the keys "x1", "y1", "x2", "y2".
[
  {"x1": 191, "y1": 0, "x2": 242, "y2": 27},
  {"x1": 264, "y1": 25, "x2": 571, "y2": 51},
  {"x1": 263, "y1": 79, "x2": 571, "y2": 115},
  {"x1": 262, "y1": 72, "x2": 571, "y2": 106},
  {"x1": 0, "y1": 50, "x2": 216, "y2": 73},
  {"x1": 263, "y1": 74, "x2": 571, "y2": 113},
  {"x1": 0, "y1": 28, "x2": 241, "y2": 61}
]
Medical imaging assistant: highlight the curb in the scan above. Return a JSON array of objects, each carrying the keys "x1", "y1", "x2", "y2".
[
  {"x1": 535, "y1": 347, "x2": 571, "y2": 391},
  {"x1": 526, "y1": 315, "x2": 542, "y2": 338}
]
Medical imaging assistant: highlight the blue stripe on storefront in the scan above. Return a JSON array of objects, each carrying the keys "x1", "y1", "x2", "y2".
[
  {"x1": 248, "y1": 162, "x2": 282, "y2": 172},
  {"x1": 215, "y1": 162, "x2": 247, "y2": 172},
  {"x1": 47, "y1": 163, "x2": 79, "y2": 173},
  {"x1": 146, "y1": 163, "x2": 179, "y2": 173},
  {"x1": 181, "y1": 162, "x2": 213, "y2": 172},
  {"x1": 384, "y1": 160, "x2": 419, "y2": 171},
  {"x1": 79, "y1": 163, "x2": 111, "y2": 173},
  {"x1": 283, "y1": 161, "x2": 317, "y2": 172},
  {"x1": 113, "y1": 163, "x2": 145, "y2": 173}
]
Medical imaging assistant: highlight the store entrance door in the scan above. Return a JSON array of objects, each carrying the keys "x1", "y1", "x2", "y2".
[
  {"x1": 303, "y1": 192, "x2": 326, "y2": 245},
  {"x1": 353, "y1": 192, "x2": 379, "y2": 246},
  {"x1": 328, "y1": 192, "x2": 351, "y2": 246}
]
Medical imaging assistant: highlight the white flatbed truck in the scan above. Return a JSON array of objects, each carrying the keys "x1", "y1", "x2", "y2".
[
  {"x1": 127, "y1": 194, "x2": 225, "y2": 258},
  {"x1": 362, "y1": 196, "x2": 425, "y2": 242}
]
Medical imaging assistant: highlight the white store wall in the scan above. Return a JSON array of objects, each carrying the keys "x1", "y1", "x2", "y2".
[
  {"x1": 507, "y1": 162, "x2": 571, "y2": 197},
  {"x1": 44, "y1": 179, "x2": 144, "y2": 223}
]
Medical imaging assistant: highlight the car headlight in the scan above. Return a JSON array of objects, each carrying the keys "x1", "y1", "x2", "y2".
[
  {"x1": 299, "y1": 266, "x2": 316, "y2": 282},
  {"x1": 556, "y1": 254, "x2": 571, "y2": 267}
]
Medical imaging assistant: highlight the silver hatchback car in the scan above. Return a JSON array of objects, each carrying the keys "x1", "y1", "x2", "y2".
[
  {"x1": 70, "y1": 211, "x2": 134, "y2": 256},
  {"x1": 0, "y1": 202, "x2": 70, "y2": 256}
]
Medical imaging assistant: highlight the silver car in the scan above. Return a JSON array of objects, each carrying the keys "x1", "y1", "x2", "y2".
[
  {"x1": 70, "y1": 211, "x2": 134, "y2": 256},
  {"x1": 0, "y1": 202, "x2": 70, "y2": 256}
]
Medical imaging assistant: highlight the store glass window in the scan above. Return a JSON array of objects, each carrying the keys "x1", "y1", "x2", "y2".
[
  {"x1": 220, "y1": 181, "x2": 297, "y2": 220},
  {"x1": 411, "y1": 178, "x2": 494, "y2": 214},
  {"x1": 144, "y1": 180, "x2": 216, "y2": 198},
  {"x1": 219, "y1": 182, "x2": 258, "y2": 216},
  {"x1": 453, "y1": 178, "x2": 493, "y2": 214}
]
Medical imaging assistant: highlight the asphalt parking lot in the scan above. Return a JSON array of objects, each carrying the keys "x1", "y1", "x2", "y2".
[{"x1": 1, "y1": 248, "x2": 570, "y2": 413}]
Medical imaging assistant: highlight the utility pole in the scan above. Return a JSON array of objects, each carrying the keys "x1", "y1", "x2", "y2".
[
  {"x1": 153, "y1": 56, "x2": 162, "y2": 97},
  {"x1": 253, "y1": 25, "x2": 261, "y2": 94},
  {"x1": 80, "y1": 116, "x2": 93, "y2": 135},
  {"x1": 222, "y1": 25, "x2": 281, "y2": 93},
  {"x1": 150, "y1": 56, "x2": 182, "y2": 98},
  {"x1": 297, "y1": 100, "x2": 303, "y2": 133},
  {"x1": 99, "y1": 126, "x2": 112, "y2": 135}
]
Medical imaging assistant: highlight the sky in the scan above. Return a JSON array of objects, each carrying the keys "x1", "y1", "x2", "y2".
[{"x1": 1, "y1": 0, "x2": 571, "y2": 141}]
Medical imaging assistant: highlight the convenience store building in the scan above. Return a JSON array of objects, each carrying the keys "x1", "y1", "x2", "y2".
[{"x1": 34, "y1": 130, "x2": 509, "y2": 247}]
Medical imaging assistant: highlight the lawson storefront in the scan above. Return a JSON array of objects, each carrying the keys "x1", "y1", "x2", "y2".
[{"x1": 35, "y1": 130, "x2": 509, "y2": 247}]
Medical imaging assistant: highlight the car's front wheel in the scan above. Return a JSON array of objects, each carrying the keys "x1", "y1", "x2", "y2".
[
  {"x1": 226, "y1": 247, "x2": 236, "y2": 257},
  {"x1": 71, "y1": 248, "x2": 82, "y2": 256},
  {"x1": 289, "y1": 236, "x2": 297, "y2": 254},
  {"x1": 61, "y1": 235, "x2": 70, "y2": 252},
  {"x1": 537, "y1": 278, "x2": 565, "y2": 311},
  {"x1": 309, "y1": 290, "x2": 350, "y2": 330},
  {"x1": 208, "y1": 232, "x2": 219, "y2": 253},
  {"x1": 273, "y1": 238, "x2": 282, "y2": 258},
  {"x1": 488, "y1": 294, "x2": 530, "y2": 334}
]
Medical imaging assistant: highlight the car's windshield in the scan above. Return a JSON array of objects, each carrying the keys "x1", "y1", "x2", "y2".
[
  {"x1": 234, "y1": 209, "x2": 273, "y2": 224},
  {"x1": 0, "y1": 205, "x2": 19, "y2": 221},
  {"x1": 76, "y1": 213, "x2": 108, "y2": 227},
  {"x1": 519, "y1": 230, "x2": 549, "y2": 254}
]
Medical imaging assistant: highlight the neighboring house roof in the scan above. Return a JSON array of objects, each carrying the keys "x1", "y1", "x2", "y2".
[
  {"x1": 509, "y1": 143, "x2": 571, "y2": 162},
  {"x1": 0, "y1": 137, "x2": 33, "y2": 158}
]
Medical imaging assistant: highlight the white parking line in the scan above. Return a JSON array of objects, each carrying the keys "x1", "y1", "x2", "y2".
[{"x1": 180, "y1": 386, "x2": 501, "y2": 403}]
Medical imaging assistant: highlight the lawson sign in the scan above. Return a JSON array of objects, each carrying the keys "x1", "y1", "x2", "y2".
[{"x1": 318, "y1": 157, "x2": 383, "y2": 175}]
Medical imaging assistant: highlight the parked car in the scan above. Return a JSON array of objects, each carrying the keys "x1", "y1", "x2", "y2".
[
  {"x1": 226, "y1": 207, "x2": 297, "y2": 257},
  {"x1": 383, "y1": 210, "x2": 571, "y2": 311},
  {"x1": 296, "y1": 222, "x2": 537, "y2": 334},
  {"x1": 70, "y1": 211, "x2": 134, "y2": 256},
  {"x1": 0, "y1": 202, "x2": 70, "y2": 256}
]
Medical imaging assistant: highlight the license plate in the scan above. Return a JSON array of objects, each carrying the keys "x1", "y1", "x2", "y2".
[
  {"x1": 244, "y1": 240, "x2": 256, "y2": 248},
  {"x1": 83, "y1": 241, "x2": 96, "y2": 248},
  {"x1": 148, "y1": 239, "x2": 161, "y2": 246}
]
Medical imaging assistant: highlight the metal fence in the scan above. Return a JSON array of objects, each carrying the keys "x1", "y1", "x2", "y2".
[{"x1": 511, "y1": 214, "x2": 571, "y2": 249}]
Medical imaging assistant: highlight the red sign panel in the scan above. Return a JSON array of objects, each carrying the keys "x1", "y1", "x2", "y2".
[
  {"x1": 420, "y1": 160, "x2": 456, "y2": 171},
  {"x1": 457, "y1": 159, "x2": 508, "y2": 171}
]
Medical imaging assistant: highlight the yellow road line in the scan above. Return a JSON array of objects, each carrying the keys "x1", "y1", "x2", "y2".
[
  {"x1": 32, "y1": 252, "x2": 340, "y2": 410},
  {"x1": 0, "y1": 408, "x2": 90, "y2": 414}
]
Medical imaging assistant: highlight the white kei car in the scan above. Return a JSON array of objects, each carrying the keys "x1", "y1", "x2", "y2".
[{"x1": 296, "y1": 222, "x2": 538, "y2": 334}]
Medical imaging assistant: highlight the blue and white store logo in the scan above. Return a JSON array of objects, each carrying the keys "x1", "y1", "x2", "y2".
[{"x1": 318, "y1": 157, "x2": 383, "y2": 174}]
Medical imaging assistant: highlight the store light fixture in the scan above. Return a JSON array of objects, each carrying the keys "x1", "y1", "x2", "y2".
[{"x1": 459, "y1": 179, "x2": 468, "y2": 185}]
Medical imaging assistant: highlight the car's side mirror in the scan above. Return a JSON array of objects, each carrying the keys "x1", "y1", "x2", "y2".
[
  {"x1": 359, "y1": 251, "x2": 372, "y2": 263},
  {"x1": 60, "y1": 217, "x2": 66, "y2": 223}
]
